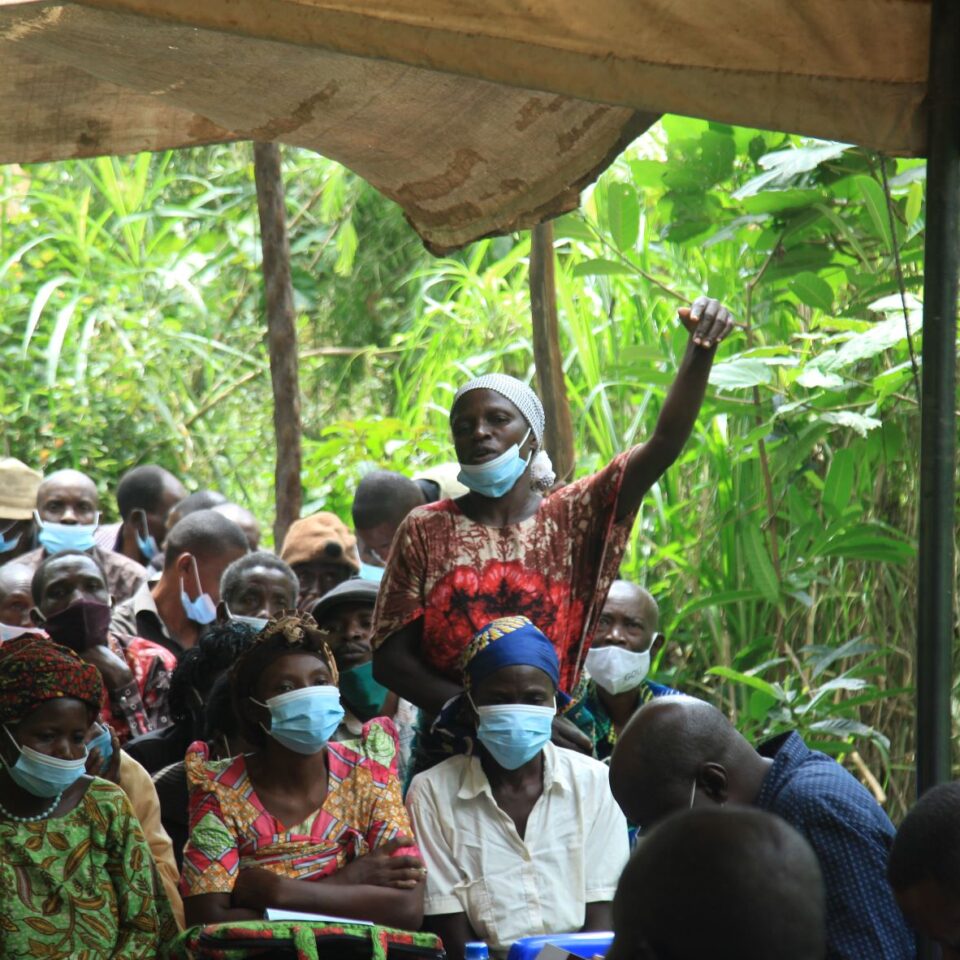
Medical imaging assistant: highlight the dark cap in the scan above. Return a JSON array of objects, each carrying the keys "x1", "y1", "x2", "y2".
[{"x1": 309, "y1": 577, "x2": 379, "y2": 623}]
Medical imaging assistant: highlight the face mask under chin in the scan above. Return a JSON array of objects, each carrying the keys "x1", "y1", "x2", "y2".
[
  {"x1": 35, "y1": 512, "x2": 99, "y2": 554},
  {"x1": 457, "y1": 428, "x2": 532, "y2": 499},
  {"x1": 180, "y1": 556, "x2": 217, "y2": 625}
]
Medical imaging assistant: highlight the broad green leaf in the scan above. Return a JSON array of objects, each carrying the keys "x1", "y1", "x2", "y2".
[
  {"x1": 905, "y1": 181, "x2": 923, "y2": 226},
  {"x1": 709, "y1": 358, "x2": 774, "y2": 389},
  {"x1": 789, "y1": 272, "x2": 834, "y2": 312},
  {"x1": 809, "y1": 718, "x2": 890, "y2": 751},
  {"x1": 740, "y1": 189, "x2": 821, "y2": 215},
  {"x1": 740, "y1": 523, "x2": 780, "y2": 603},
  {"x1": 552, "y1": 214, "x2": 595, "y2": 242},
  {"x1": 817, "y1": 311, "x2": 922, "y2": 371},
  {"x1": 795, "y1": 367, "x2": 846, "y2": 389},
  {"x1": 732, "y1": 141, "x2": 850, "y2": 199},
  {"x1": 606, "y1": 183, "x2": 640, "y2": 250},
  {"x1": 660, "y1": 115, "x2": 711, "y2": 141},
  {"x1": 818, "y1": 525, "x2": 915, "y2": 563},
  {"x1": 889, "y1": 162, "x2": 926, "y2": 188},
  {"x1": 869, "y1": 292, "x2": 923, "y2": 314},
  {"x1": 748, "y1": 689, "x2": 779, "y2": 720},
  {"x1": 707, "y1": 666, "x2": 786, "y2": 701},
  {"x1": 854, "y1": 175, "x2": 893, "y2": 248},
  {"x1": 823, "y1": 448, "x2": 855, "y2": 515},
  {"x1": 628, "y1": 160, "x2": 666, "y2": 188},
  {"x1": 807, "y1": 637, "x2": 880, "y2": 679},
  {"x1": 817, "y1": 412, "x2": 882, "y2": 437}
]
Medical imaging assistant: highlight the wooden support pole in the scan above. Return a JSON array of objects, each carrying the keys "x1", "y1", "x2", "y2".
[
  {"x1": 253, "y1": 141, "x2": 302, "y2": 548},
  {"x1": 530, "y1": 222, "x2": 575, "y2": 483},
  {"x1": 916, "y1": 0, "x2": 960, "y2": 808}
]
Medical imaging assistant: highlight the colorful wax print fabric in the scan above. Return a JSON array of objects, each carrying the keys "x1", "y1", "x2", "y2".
[
  {"x1": 569, "y1": 675, "x2": 680, "y2": 761},
  {"x1": 0, "y1": 778, "x2": 178, "y2": 959},
  {"x1": 180, "y1": 717, "x2": 418, "y2": 897},
  {"x1": 105, "y1": 631, "x2": 176, "y2": 743},
  {"x1": 373, "y1": 452, "x2": 635, "y2": 692}
]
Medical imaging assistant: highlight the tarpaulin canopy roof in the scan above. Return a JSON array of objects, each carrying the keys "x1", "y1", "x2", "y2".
[{"x1": 0, "y1": 0, "x2": 931, "y2": 251}]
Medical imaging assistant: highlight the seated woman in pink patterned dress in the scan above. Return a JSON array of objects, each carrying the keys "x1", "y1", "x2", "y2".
[{"x1": 180, "y1": 614, "x2": 426, "y2": 930}]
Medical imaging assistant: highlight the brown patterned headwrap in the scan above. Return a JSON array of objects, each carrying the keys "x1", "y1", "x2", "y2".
[
  {"x1": 0, "y1": 636, "x2": 104, "y2": 724},
  {"x1": 234, "y1": 612, "x2": 339, "y2": 688}
]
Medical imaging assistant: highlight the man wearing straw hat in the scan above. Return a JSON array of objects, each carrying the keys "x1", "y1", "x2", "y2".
[{"x1": 0, "y1": 457, "x2": 42, "y2": 567}]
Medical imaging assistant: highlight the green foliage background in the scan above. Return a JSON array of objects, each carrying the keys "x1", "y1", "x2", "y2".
[{"x1": 1, "y1": 118, "x2": 944, "y2": 814}]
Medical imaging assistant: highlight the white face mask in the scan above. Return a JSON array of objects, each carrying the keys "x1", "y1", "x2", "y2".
[{"x1": 585, "y1": 644, "x2": 651, "y2": 695}]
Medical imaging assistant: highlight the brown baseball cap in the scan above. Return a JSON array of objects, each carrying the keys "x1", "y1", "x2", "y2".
[{"x1": 280, "y1": 512, "x2": 360, "y2": 571}]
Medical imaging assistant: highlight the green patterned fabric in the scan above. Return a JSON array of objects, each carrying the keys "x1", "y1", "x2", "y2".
[
  {"x1": 0, "y1": 777, "x2": 178, "y2": 959},
  {"x1": 566, "y1": 674, "x2": 678, "y2": 761},
  {"x1": 171, "y1": 918, "x2": 444, "y2": 960}
]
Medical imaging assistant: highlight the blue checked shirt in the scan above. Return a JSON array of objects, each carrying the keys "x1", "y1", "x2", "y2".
[{"x1": 755, "y1": 732, "x2": 916, "y2": 960}]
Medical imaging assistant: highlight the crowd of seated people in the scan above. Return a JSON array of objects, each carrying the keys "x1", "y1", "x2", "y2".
[{"x1": 0, "y1": 298, "x2": 945, "y2": 960}]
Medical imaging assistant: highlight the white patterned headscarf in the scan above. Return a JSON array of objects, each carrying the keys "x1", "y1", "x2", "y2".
[{"x1": 452, "y1": 374, "x2": 556, "y2": 491}]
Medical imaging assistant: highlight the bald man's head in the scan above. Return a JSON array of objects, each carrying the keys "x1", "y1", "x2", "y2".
[
  {"x1": 594, "y1": 579, "x2": 661, "y2": 653},
  {"x1": 608, "y1": 808, "x2": 826, "y2": 960},
  {"x1": 213, "y1": 503, "x2": 261, "y2": 551},
  {"x1": 609, "y1": 696, "x2": 765, "y2": 829},
  {"x1": 36, "y1": 469, "x2": 99, "y2": 525},
  {"x1": 0, "y1": 563, "x2": 34, "y2": 626}
]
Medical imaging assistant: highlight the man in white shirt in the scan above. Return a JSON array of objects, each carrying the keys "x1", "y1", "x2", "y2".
[{"x1": 407, "y1": 616, "x2": 628, "y2": 960}]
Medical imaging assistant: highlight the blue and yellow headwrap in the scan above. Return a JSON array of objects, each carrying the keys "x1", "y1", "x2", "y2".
[{"x1": 461, "y1": 616, "x2": 560, "y2": 692}]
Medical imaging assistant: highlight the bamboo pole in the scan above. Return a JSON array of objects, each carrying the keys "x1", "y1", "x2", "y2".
[
  {"x1": 530, "y1": 222, "x2": 575, "y2": 483},
  {"x1": 253, "y1": 141, "x2": 302, "y2": 548}
]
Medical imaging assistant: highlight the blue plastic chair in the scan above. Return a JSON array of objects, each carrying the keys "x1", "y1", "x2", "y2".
[{"x1": 507, "y1": 932, "x2": 615, "y2": 960}]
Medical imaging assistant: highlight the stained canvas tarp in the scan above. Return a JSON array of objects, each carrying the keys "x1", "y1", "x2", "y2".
[{"x1": 0, "y1": 0, "x2": 931, "y2": 250}]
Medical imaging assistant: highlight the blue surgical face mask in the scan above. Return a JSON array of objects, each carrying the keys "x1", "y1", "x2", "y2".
[
  {"x1": 2, "y1": 725, "x2": 88, "y2": 798},
  {"x1": 131, "y1": 510, "x2": 159, "y2": 563},
  {"x1": 457, "y1": 429, "x2": 532, "y2": 499},
  {"x1": 181, "y1": 556, "x2": 217, "y2": 625},
  {"x1": 35, "y1": 510, "x2": 99, "y2": 554},
  {"x1": 474, "y1": 700, "x2": 555, "y2": 770},
  {"x1": 0, "y1": 522, "x2": 22, "y2": 555},
  {"x1": 358, "y1": 562, "x2": 385, "y2": 584},
  {"x1": 232, "y1": 615, "x2": 269, "y2": 632},
  {"x1": 87, "y1": 723, "x2": 113, "y2": 776},
  {"x1": 0, "y1": 623, "x2": 33, "y2": 642},
  {"x1": 253, "y1": 685, "x2": 345, "y2": 755}
]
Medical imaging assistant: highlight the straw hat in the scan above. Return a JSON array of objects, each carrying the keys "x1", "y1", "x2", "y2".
[{"x1": 0, "y1": 458, "x2": 42, "y2": 520}]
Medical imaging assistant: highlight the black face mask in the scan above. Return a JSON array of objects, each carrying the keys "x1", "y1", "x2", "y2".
[{"x1": 40, "y1": 599, "x2": 112, "y2": 650}]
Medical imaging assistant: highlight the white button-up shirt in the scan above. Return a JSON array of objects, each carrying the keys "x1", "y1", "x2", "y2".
[{"x1": 407, "y1": 743, "x2": 629, "y2": 954}]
